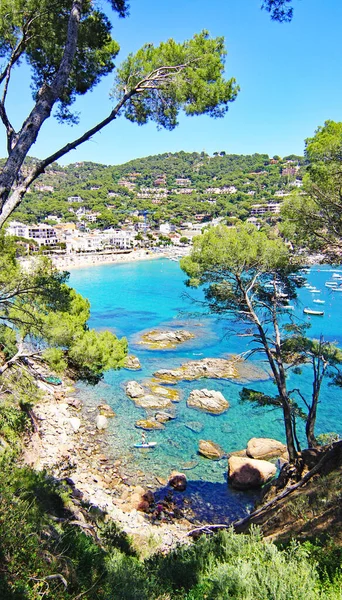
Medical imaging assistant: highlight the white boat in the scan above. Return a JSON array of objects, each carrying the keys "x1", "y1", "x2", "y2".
[
  {"x1": 282, "y1": 305, "x2": 294, "y2": 310},
  {"x1": 333, "y1": 287, "x2": 342, "y2": 292},
  {"x1": 310, "y1": 289, "x2": 321, "y2": 293},
  {"x1": 325, "y1": 282, "x2": 338, "y2": 287},
  {"x1": 134, "y1": 442, "x2": 157, "y2": 448},
  {"x1": 332, "y1": 273, "x2": 342, "y2": 279},
  {"x1": 313, "y1": 299, "x2": 325, "y2": 304},
  {"x1": 303, "y1": 308, "x2": 324, "y2": 316}
]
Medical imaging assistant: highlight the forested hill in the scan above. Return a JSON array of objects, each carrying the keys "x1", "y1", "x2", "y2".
[{"x1": 5, "y1": 151, "x2": 305, "y2": 228}]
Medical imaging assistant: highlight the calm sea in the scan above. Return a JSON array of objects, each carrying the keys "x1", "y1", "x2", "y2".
[{"x1": 69, "y1": 259, "x2": 342, "y2": 523}]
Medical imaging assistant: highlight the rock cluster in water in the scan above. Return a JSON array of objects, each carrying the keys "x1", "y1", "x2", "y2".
[
  {"x1": 187, "y1": 389, "x2": 229, "y2": 414},
  {"x1": 153, "y1": 357, "x2": 239, "y2": 383},
  {"x1": 139, "y1": 329, "x2": 195, "y2": 349},
  {"x1": 125, "y1": 380, "x2": 179, "y2": 410}
]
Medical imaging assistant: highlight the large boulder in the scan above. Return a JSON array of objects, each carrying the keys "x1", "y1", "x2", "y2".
[
  {"x1": 228, "y1": 456, "x2": 276, "y2": 490},
  {"x1": 125, "y1": 381, "x2": 145, "y2": 398},
  {"x1": 198, "y1": 439, "x2": 225, "y2": 460},
  {"x1": 187, "y1": 389, "x2": 229, "y2": 414},
  {"x1": 246, "y1": 437, "x2": 287, "y2": 460},
  {"x1": 154, "y1": 358, "x2": 238, "y2": 383},
  {"x1": 124, "y1": 355, "x2": 142, "y2": 370},
  {"x1": 97, "y1": 403, "x2": 116, "y2": 418},
  {"x1": 168, "y1": 471, "x2": 187, "y2": 492}
]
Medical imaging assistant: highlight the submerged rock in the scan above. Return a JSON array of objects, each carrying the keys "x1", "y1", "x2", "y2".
[
  {"x1": 124, "y1": 355, "x2": 142, "y2": 370},
  {"x1": 139, "y1": 329, "x2": 195, "y2": 349},
  {"x1": 154, "y1": 358, "x2": 239, "y2": 383},
  {"x1": 198, "y1": 439, "x2": 225, "y2": 460},
  {"x1": 187, "y1": 389, "x2": 229, "y2": 414},
  {"x1": 154, "y1": 412, "x2": 175, "y2": 423},
  {"x1": 228, "y1": 456, "x2": 276, "y2": 490},
  {"x1": 135, "y1": 419, "x2": 164, "y2": 430},
  {"x1": 246, "y1": 437, "x2": 287, "y2": 460},
  {"x1": 125, "y1": 381, "x2": 145, "y2": 398},
  {"x1": 184, "y1": 421, "x2": 204, "y2": 434},
  {"x1": 168, "y1": 471, "x2": 187, "y2": 492}
]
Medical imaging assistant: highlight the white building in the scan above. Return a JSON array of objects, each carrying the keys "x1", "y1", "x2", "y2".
[
  {"x1": 250, "y1": 203, "x2": 281, "y2": 216},
  {"x1": 6, "y1": 221, "x2": 58, "y2": 246}
]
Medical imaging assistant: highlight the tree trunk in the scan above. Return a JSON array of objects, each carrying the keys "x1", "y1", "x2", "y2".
[{"x1": 306, "y1": 402, "x2": 318, "y2": 448}]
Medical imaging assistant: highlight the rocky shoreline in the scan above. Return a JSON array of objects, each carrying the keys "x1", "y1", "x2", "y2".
[{"x1": 22, "y1": 375, "x2": 195, "y2": 553}]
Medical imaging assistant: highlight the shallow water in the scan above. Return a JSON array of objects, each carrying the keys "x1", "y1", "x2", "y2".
[{"x1": 70, "y1": 260, "x2": 342, "y2": 522}]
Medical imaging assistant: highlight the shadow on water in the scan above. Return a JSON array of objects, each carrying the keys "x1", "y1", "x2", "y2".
[{"x1": 153, "y1": 478, "x2": 260, "y2": 525}]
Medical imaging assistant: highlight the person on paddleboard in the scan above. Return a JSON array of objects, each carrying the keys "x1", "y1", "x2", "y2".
[{"x1": 141, "y1": 431, "x2": 147, "y2": 445}]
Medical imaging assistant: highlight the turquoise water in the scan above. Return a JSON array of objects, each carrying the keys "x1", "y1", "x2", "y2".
[{"x1": 69, "y1": 260, "x2": 342, "y2": 523}]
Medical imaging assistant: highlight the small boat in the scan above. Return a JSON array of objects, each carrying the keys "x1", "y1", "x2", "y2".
[
  {"x1": 282, "y1": 305, "x2": 294, "y2": 310},
  {"x1": 332, "y1": 273, "x2": 342, "y2": 278},
  {"x1": 325, "y1": 282, "x2": 338, "y2": 287},
  {"x1": 333, "y1": 287, "x2": 342, "y2": 292},
  {"x1": 42, "y1": 375, "x2": 62, "y2": 385},
  {"x1": 310, "y1": 289, "x2": 321, "y2": 293},
  {"x1": 134, "y1": 442, "x2": 157, "y2": 448},
  {"x1": 303, "y1": 308, "x2": 324, "y2": 316},
  {"x1": 313, "y1": 299, "x2": 325, "y2": 304}
]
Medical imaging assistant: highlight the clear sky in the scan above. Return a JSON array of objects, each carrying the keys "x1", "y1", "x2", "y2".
[{"x1": 2, "y1": 0, "x2": 342, "y2": 165}]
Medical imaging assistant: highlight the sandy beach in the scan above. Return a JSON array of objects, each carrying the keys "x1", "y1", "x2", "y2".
[{"x1": 50, "y1": 248, "x2": 167, "y2": 271}]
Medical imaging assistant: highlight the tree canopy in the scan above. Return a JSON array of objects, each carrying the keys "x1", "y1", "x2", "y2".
[{"x1": 281, "y1": 120, "x2": 342, "y2": 260}]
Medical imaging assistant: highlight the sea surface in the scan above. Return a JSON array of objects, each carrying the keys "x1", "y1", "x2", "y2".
[{"x1": 69, "y1": 259, "x2": 342, "y2": 523}]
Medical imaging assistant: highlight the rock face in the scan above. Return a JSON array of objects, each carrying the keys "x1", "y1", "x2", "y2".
[
  {"x1": 154, "y1": 358, "x2": 239, "y2": 383},
  {"x1": 228, "y1": 456, "x2": 276, "y2": 490},
  {"x1": 135, "y1": 419, "x2": 164, "y2": 430},
  {"x1": 139, "y1": 329, "x2": 195, "y2": 349},
  {"x1": 198, "y1": 439, "x2": 225, "y2": 460},
  {"x1": 124, "y1": 355, "x2": 142, "y2": 370},
  {"x1": 246, "y1": 437, "x2": 287, "y2": 460},
  {"x1": 125, "y1": 381, "x2": 145, "y2": 398},
  {"x1": 187, "y1": 389, "x2": 229, "y2": 414},
  {"x1": 168, "y1": 471, "x2": 187, "y2": 492}
]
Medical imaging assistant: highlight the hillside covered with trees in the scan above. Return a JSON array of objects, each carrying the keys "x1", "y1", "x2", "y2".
[{"x1": 8, "y1": 151, "x2": 304, "y2": 229}]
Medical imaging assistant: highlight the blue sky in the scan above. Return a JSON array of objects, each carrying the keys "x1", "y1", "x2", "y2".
[{"x1": 2, "y1": 0, "x2": 342, "y2": 165}]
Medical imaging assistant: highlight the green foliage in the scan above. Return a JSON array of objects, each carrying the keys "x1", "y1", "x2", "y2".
[
  {"x1": 0, "y1": 234, "x2": 127, "y2": 384},
  {"x1": 0, "y1": 0, "x2": 127, "y2": 117},
  {"x1": 281, "y1": 120, "x2": 342, "y2": 258},
  {"x1": 115, "y1": 31, "x2": 239, "y2": 130}
]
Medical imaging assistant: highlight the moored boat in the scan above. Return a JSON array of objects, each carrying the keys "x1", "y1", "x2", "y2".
[
  {"x1": 134, "y1": 442, "x2": 157, "y2": 448},
  {"x1": 313, "y1": 299, "x2": 325, "y2": 304},
  {"x1": 303, "y1": 308, "x2": 324, "y2": 316}
]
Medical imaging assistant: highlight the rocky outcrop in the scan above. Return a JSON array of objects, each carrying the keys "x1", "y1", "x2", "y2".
[
  {"x1": 135, "y1": 419, "x2": 164, "y2": 430},
  {"x1": 124, "y1": 355, "x2": 142, "y2": 370},
  {"x1": 154, "y1": 358, "x2": 239, "y2": 383},
  {"x1": 148, "y1": 384, "x2": 180, "y2": 402},
  {"x1": 97, "y1": 403, "x2": 116, "y2": 418},
  {"x1": 246, "y1": 437, "x2": 287, "y2": 460},
  {"x1": 168, "y1": 471, "x2": 187, "y2": 492},
  {"x1": 198, "y1": 439, "x2": 225, "y2": 460},
  {"x1": 228, "y1": 456, "x2": 276, "y2": 490},
  {"x1": 139, "y1": 329, "x2": 195, "y2": 349},
  {"x1": 132, "y1": 395, "x2": 173, "y2": 410},
  {"x1": 125, "y1": 381, "x2": 145, "y2": 398},
  {"x1": 187, "y1": 389, "x2": 229, "y2": 414}
]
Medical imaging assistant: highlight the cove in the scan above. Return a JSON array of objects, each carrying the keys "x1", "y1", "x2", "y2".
[{"x1": 69, "y1": 259, "x2": 342, "y2": 523}]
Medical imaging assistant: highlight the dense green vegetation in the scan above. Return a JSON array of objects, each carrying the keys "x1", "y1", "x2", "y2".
[
  {"x1": 9, "y1": 151, "x2": 304, "y2": 228},
  {"x1": 0, "y1": 459, "x2": 341, "y2": 599}
]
